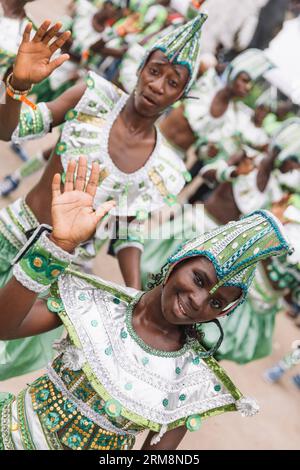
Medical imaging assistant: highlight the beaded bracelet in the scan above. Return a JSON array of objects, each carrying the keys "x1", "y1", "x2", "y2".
[
  {"x1": 6, "y1": 73, "x2": 36, "y2": 110},
  {"x1": 216, "y1": 165, "x2": 237, "y2": 183},
  {"x1": 12, "y1": 226, "x2": 75, "y2": 293}
]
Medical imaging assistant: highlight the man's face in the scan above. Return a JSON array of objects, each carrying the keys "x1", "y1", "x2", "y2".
[
  {"x1": 231, "y1": 72, "x2": 252, "y2": 98},
  {"x1": 134, "y1": 50, "x2": 190, "y2": 118}
]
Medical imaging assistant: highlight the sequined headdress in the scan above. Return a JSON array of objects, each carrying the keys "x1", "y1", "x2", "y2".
[
  {"x1": 224, "y1": 49, "x2": 273, "y2": 83},
  {"x1": 138, "y1": 13, "x2": 208, "y2": 94},
  {"x1": 149, "y1": 210, "x2": 291, "y2": 315}
]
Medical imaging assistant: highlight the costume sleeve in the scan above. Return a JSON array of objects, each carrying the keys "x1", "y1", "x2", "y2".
[
  {"x1": 112, "y1": 219, "x2": 145, "y2": 255},
  {"x1": 11, "y1": 103, "x2": 53, "y2": 143}
]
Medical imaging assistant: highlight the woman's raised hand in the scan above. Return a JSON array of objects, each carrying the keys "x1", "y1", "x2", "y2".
[
  {"x1": 50, "y1": 157, "x2": 115, "y2": 253},
  {"x1": 12, "y1": 20, "x2": 72, "y2": 90}
]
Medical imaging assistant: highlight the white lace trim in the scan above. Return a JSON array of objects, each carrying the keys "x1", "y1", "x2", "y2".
[
  {"x1": 39, "y1": 232, "x2": 75, "y2": 263},
  {"x1": 13, "y1": 264, "x2": 49, "y2": 293},
  {"x1": 113, "y1": 241, "x2": 144, "y2": 255}
]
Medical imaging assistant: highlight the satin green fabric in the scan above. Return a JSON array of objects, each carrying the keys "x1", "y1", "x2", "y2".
[{"x1": 0, "y1": 233, "x2": 63, "y2": 380}]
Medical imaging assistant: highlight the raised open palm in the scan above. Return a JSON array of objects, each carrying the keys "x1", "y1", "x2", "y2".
[
  {"x1": 51, "y1": 157, "x2": 115, "y2": 253},
  {"x1": 13, "y1": 20, "x2": 71, "y2": 88}
]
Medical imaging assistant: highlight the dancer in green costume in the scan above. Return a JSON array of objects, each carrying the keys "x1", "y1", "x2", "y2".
[
  {"x1": 0, "y1": 157, "x2": 291, "y2": 450},
  {"x1": 0, "y1": 15, "x2": 207, "y2": 379}
]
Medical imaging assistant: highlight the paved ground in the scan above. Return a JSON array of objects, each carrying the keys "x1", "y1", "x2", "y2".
[{"x1": 0, "y1": 0, "x2": 299, "y2": 450}]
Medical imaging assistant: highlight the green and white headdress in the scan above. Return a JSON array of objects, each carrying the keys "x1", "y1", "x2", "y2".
[
  {"x1": 224, "y1": 49, "x2": 274, "y2": 83},
  {"x1": 271, "y1": 117, "x2": 300, "y2": 153},
  {"x1": 275, "y1": 140, "x2": 300, "y2": 169},
  {"x1": 138, "y1": 13, "x2": 208, "y2": 94},
  {"x1": 149, "y1": 210, "x2": 291, "y2": 315}
]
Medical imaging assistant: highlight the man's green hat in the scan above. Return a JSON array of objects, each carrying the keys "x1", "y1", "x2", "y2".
[{"x1": 139, "y1": 13, "x2": 208, "y2": 94}]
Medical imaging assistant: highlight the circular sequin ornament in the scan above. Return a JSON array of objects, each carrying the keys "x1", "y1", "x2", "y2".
[
  {"x1": 65, "y1": 109, "x2": 78, "y2": 121},
  {"x1": 269, "y1": 271, "x2": 279, "y2": 282},
  {"x1": 179, "y1": 394, "x2": 186, "y2": 401},
  {"x1": 162, "y1": 399, "x2": 169, "y2": 407},
  {"x1": 47, "y1": 297, "x2": 64, "y2": 314},
  {"x1": 29, "y1": 253, "x2": 47, "y2": 272},
  {"x1": 55, "y1": 141, "x2": 67, "y2": 155},
  {"x1": 192, "y1": 356, "x2": 200, "y2": 365},
  {"x1": 113, "y1": 297, "x2": 121, "y2": 304},
  {"x1": 186, "y1": 415, "x2": 201, "y2": 432},
  {"x1": 104, "y1": 399, "x2": 122, "y2": 418},
  {"x1": 175, "y1": 367, "x2": 181, "y2": 375},
  {"x1": 214, "y1": 384, "x2": 221, "y2": 392},
  {"x1": 183, "y1": 171, "x2": 192, "y2": 183},
  {"x1": 105, "y1": 346, "x2": 113, "y2": 356},
  {"x1": 165, "y1": 194, "x2": 177, "y2": 207},
  {"x1": 120, "y1": 329, "x2": 128, "y2": 339},
  {"x1": 47, "y1": 264, "x2": 65, "y2": 279},
  {"x1": 86, "y1": 76, "x2": 95, "y2": 89}
]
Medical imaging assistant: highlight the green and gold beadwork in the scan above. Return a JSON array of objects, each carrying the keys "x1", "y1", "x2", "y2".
[
  {"x1": 186, "y1": 414, "x2": 201, "y2": 432},
  {"x1": 55, "y1": 141, "x2": 67, "y2": 155},
  {"x1": 65, "y1": 109, "x2": 78, "y2": 121}
]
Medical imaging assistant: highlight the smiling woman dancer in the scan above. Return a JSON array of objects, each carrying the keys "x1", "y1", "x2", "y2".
[
  {"x1": 0, "y1": 14, "x2": 209, "y2": 380},
  {"x1": 0, "y1": 157, "x2": 291, "y2": 450}
]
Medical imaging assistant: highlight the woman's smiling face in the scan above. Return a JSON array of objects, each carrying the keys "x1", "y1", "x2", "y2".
[{"x1": 161, "y1": 256, "x2": 242, "y2": 325}]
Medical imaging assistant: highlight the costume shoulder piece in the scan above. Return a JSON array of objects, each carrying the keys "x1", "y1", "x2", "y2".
[
  {"x1": 57, "y1": 71, "x2": 186, "y2": 217},
  {"x1": 50, "y1": 271, "x2": 258, "y2": 435}
]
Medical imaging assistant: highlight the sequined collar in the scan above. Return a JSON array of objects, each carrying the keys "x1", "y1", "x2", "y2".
[{"x1": 125, "y1": 292, "x2": 191, "y2": 358}]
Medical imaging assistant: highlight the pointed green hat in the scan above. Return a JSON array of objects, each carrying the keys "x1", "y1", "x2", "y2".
[
  {"x1": 149, "y1": 210, "x2": 292, "y2": 315},
  {"x1": 139, "y1": 13, "x2": 208, "y2": 94}
]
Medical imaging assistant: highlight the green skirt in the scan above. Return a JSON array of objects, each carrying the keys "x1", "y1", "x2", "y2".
[{"x1": 0, "y1": 233, "x2": 63, "y2": 381}]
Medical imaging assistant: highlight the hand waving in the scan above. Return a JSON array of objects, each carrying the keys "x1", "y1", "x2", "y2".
[
  {"x1": 50, "y1": 157, "x2": 115, "y2": 253},
  {"x1": 12, "y1": 20, "x2": 72, "y2": 90}
]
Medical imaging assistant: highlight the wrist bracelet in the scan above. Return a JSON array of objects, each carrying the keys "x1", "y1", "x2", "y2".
[
  {"x1": 6, "y1": 72, "x2": 33, "y2": 95},
  {"x1": 6, "y1": 73, "x2": 36, "y2": 110},
  {"x1": 12, "y1": 226, "x2": 75, "y2": 293},
  {"x1": 216, "y1": 165, "x2": 237, "y2": 183}
]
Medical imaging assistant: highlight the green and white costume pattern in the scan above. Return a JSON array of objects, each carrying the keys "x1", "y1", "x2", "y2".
[
  {"x1": 0, "y1": 270, "x2": 257, "y2": 450},
  {"x1": 184, "y1": 68, "x2": 269, "y2": 167},
  {"x1": 223, "y1": 49, "x2": 273, "y2": 83},
  {"x1": 0, "y1": 199, "x2": 63, "y2": 380}
]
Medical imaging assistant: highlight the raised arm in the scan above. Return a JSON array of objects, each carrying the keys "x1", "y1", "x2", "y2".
[
  {"x1": 0, "y1": 157, "x2": 115, "y2": 340},
  {"x1": 0, "y1": 20, "x2": 72, "y2": 140}
]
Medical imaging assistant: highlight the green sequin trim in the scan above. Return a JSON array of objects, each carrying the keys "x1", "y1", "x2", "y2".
[{"x1": 17, "y1": 389, "x2": 36, "y2": 450}]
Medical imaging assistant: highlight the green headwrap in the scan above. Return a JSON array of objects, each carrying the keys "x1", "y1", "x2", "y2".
[
  {"x1": 138, "y1": 13, "x2": 208, "y2": 95},
  {"x1": 149, "y1": 210, "x2": 291, "y2": 315},
  {"x1": 224, "y1": 48, "x2": 273, "y2": 83}
]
